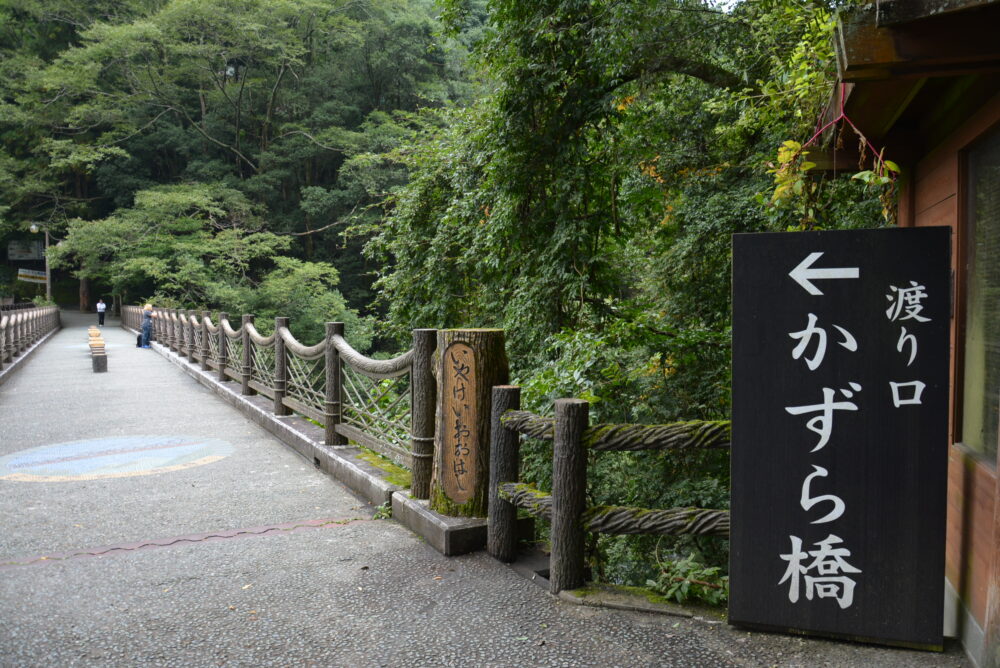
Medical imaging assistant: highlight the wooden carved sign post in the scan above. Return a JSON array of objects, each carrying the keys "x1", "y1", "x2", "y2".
[
  {"x1": 731, "y1": 227, "x2": 950, "y2": 649},
  {"x1": 431, "y1": 329, "x2": 509, "y2": 517}
]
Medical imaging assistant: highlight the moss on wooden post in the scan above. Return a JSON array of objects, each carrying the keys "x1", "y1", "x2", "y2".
[{"x1": 430, "y1": 329, "x2": 509, "y2": 518}]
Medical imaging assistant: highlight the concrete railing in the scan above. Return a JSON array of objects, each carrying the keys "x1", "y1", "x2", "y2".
[
  {"x1": 0, "y1": 306, "x2": 60, "y2": 372},
  {"x1": 122, "y1": 305, "x2": 437, "y2": 499}
]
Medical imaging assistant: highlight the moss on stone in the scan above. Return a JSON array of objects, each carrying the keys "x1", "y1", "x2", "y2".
[{"x1": 356, "y1": 447, "x2": 412, "y2": 488}]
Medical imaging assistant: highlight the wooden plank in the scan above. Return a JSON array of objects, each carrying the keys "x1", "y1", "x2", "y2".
[
  {"x1": 248, "y1": 379, "x2": 274, "y2": 400},
  {"x1": 875, "y1": 0, "x2": 998, "y2": 27},
  {"x1": 838, "y1": 3, "x2": 1000, "y2": 81},
  {"x1": 281, "y1": 396, "x2": 325, "y2": 425}
]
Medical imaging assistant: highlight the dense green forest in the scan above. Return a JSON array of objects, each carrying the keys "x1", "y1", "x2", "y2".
[{"x1": 0, "y1": 0, "x2": 888, "y2": 595}]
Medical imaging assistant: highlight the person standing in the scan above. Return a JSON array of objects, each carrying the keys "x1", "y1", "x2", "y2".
[
  {"x1": 96, "y1": 299, "x2": 107, "y2": 326},
  {"x1": 140, "y1": 304, "x2": 154, "y2": 348}
]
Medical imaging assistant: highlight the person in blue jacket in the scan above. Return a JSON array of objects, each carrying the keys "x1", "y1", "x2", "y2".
[{"x1": 140, "y1": 304, "x2": 154, "y2": 348}]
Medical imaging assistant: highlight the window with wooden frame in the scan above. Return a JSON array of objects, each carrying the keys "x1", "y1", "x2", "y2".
[{"x1": 960, "y1": 127, "x2": 1000, "y2": 463}]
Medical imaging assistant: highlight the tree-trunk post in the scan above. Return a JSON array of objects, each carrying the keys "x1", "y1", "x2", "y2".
[
  {"x1": 550, "y1": 398, "x2": 589, "y2": 595},
  {"x1": 183, "y1": 310, "x2": 193, "y2": 359},
  {"x1": 430, "y1": 329, "x2": 509, "y2": 518},
  {"x1": 200, "y1": 310, "x2": 211, "y2": 370},
  {"x1": 241, "y1": 314, "x2": 254, "y2": 396},
  {"x1": 169, "y1": 309, "x2": 178, "y2": 353},
  {"x1": 4, "y1": 315, "x2": 13, "y2": 362},
  {"x1": 273, "y1": 316, "x2": 290, "y2": 416},
  {"x1": 163, "y1": 309, "x2": 171, "y2": 351},
  {"x1": 177, "y1": 308, "x2": 191, "y2": 357},
  {"x1": 410, "y1": 328, "x2": 437, "y2": 499},
  {"x1": 488, "y1": 385, "x2": 521, "y2": 562},
  {"x1": 217, "y1": 312, "x2": 229, "y2": 382},
  {"x1": 170, "y1": 309, "x2": 184, "y2": 356},
  {"x1": 324, "y1": 322, "x2": 346, "y2": 446},
  {"x1": 187, "y1": 310, "x2": 197, "y2": 361},
  {"x1": 12, "y1": 312, "x2": 22, "y2": 357},
  {"x1": 0, "y1": 317, "x2": 6, "y2": 370}
]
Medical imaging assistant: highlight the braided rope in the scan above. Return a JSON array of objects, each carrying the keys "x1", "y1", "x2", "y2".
[
  {"x1": 497, "y1": 483, "x2": 552, "y2": 520},
  {"x1": 583, "y1": 506, "x2": 729, "y2": 536},
  {"x1": 585, "y1": 420, "x2": 730, "y2": 451},
  {"x1": 500, "y1": 411, "x2": 554, "y2": 440},
  {"x1": 331, "y1": 334, "x2": 412, "y2": 379},
  {"x1": 500, "y1": 410, "x2": 730, "y2": 451}
]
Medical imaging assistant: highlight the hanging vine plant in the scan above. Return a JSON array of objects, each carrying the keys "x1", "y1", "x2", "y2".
[{"x1": 767, "y1": 83, "x2": 900, "y2": 230}]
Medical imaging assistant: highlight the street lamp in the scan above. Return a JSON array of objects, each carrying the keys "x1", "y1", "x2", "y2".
[{"x1": 28, "y1": 223, "x2": 51, "y2": 302}]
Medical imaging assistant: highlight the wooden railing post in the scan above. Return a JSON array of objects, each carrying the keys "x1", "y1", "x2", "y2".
[
  {"x1": 187, "y1": 310, "x2": 197, "y2": 362},
  {"x1": 172, "y1": 309, "x2": 181, "y2": 352},
  {"x1": 550, "y1": 398, "x2": 589, "y2": 594},
  {"x1": 179, "y1": 309, "x2": 190, "y2": 358},
  {"x1": 12, "y1": 313, "x2": 22, "y2": 357},
  {"x1": 241, "y1": 314, "x2": 254, "y2": 396},
  {"x1": 200, "y1": 310, "x2": 211, "y2": 370},
  {"x1": 0, "y1": 317, "x2": 7, "y2": 369},
  {"x1": 154, "y1": 308, "x2": 163, "y2": 343},
  {"x1": 410, "y1": 328, "x2": 437, "y2": 498},
  {"x1": 273, "y1": 316, "x2": 290, "y2": 415},
  {"x1": 168, "y1": 309, "x2": 177, "y2": 352},
  {"x1": 217, "y1": 312, "x2": 229, "y2": 382},
  {"x1": 488, "y1": 385, "x2": 521, "y2": 562},
  {"x1": 324, "y1": 322, "x2": 346, "y2": 446}
]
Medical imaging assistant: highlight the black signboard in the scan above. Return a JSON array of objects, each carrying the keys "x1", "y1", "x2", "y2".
[{"x1": 730, "y1": 227, "x2": 951, "y2": 648}]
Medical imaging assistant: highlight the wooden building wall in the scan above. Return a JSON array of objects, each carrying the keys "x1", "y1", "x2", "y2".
[{"x1": 901, "y1": 91, "x2": 1000, "y2": 634}]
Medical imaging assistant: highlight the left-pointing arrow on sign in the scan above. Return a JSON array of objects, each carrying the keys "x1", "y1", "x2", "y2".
[{"x1": 789, "y1": 252, "x2": 860, "y2": 296}]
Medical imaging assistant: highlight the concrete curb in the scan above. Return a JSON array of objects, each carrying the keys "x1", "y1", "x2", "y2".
[
  {"x1": 135, "y1": 330, "x2": 489, "y2": 555},
  {"x1": 0, "y1": 326, "x2": 62, "y2": 388}
]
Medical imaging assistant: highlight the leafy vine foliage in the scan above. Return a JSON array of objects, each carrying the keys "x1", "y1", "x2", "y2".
[{"x1": 369, "y1": 0, "x2": 883, "y2": 590}]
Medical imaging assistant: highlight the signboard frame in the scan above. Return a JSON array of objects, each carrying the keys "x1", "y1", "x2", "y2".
[{"x1": 729, "y1": 227, "x2": 951, "y2": 649}]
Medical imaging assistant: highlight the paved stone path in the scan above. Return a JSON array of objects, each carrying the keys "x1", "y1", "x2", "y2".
[{"x1": 0, "y1": 311, "x2": 970, "y2": 666}]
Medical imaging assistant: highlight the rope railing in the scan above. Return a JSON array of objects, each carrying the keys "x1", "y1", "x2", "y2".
[
  {"x1": 501, "y1": 411, "x2": 731, "y2": 451},
  {"x1": 488, "y1": 386, "x2": 732, "y2": 594},
  {"x1": 0, "y1": 305, "x2": 61, "y2": 371},
  {"x1": 121, "y1": 305, "x2": 438, "y2": 498}
]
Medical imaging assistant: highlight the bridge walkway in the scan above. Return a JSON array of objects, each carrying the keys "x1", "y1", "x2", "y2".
[{"x1": 0, "y1": 311, "x2": 967, "y2": 666}]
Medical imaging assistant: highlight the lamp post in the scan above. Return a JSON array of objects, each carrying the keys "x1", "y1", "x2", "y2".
[{"x1": 28, "y1": 223, "x2": 51, "y2": 302}]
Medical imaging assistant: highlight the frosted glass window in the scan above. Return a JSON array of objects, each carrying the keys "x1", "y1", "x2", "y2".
[{"x1": 961, "y1": 128, "x2": 1000, "y2": 462}]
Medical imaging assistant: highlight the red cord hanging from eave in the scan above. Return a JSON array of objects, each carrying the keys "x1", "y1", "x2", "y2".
[{"x1": 800, "y1": 82, "x2": 888, "y2": 170}]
